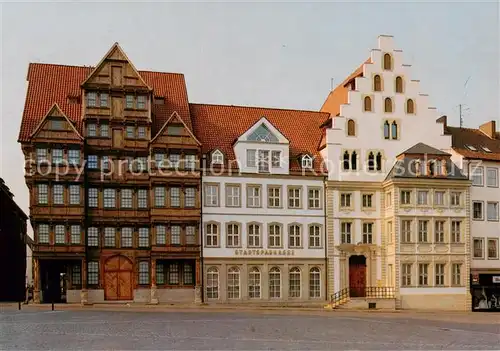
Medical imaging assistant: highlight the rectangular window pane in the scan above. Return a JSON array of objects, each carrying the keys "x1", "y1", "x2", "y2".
[
  {"x1": 226, "y1": 186, "x2": 240, "y2": 207},
  {"x1": 68, "y1": 149, "x2": 80, "y2": 165},
  {"x1": 87, "y1": 123, "x2": 97, "y2": 136},
  {"x1": 247, "y1": 186, "x2": 261, "y2": 208},
  {"x1": 308, "y1": 189, "x2": 321, "y2": 209},
  {"x1": 156, "y1": 263, "x2": 165, "y2": 285},
  {"x1": 183, "y1": 264, "x2": 193, "y2": 285},
  {"x1": 186, "y1": 226, "x2": 196, "y2": 245},
  {"x1": 268, "y1": 187, "x2": 281, "y2": 207},
  {"x1": 138, "y1": 228, "x2": 150, "y2": 247},
  {"x1": 36, "y1": 148, "x2": 48, "y2": 164},
  {"x1": 139, "y1": 262, "x2": 149, "y2": 285},
  {"x1": 38, "y1": 224, "x2": 49, "y2": 244},
  {"x1": 126, "y1": 95, "x2": 134, "y2": 109},
  {"x1": 70, "y1": 225, "x2": 81, "y2": 244},
  {"x1": 54, "y1": 225, "x2": 65, "y2": 244},
  {"x1": 53, "y1": 184, "x2": 64, "y2": 205},
  {"x1": 156, "y1": 225, "x2": 166, "y2": 245},
  {"x1": 104, "y1": 227, "x2": 116, "y2": 247},
  {"x1": 72, "y1": 264, "x2": 81, "y2": 285},
  {"x1": 471, "y1": 166, "x2": 484, "y2": 186},
  {"x1": 126, "y1": 125, "x2": 135, "y2": 138},
  {"x1": 88, "y1": 155, "x2": 98, "y2": 169},
  {"x1": 204, "y1": 185, "x2": 219, "y2": 207},
  {"x1": 487, "y1": 168, "x2": 499, "y2": 187},
  {"x1": 185, "y1": 155, "x2": 196, "y2": 170},
  {"x1": 137, "y1": 96, "x2": 146, "y2": 109},
  {"x1": 87, "y1": 92, "x2": 97, "y2": 107},
  {"x1": 171, "y1": 225, "x2": 181, "y2": 245},
  {"x1": 170, "y1": 187, "x2": 180, "y2": 207},
  {"x1": 103, "y1": 189, "x2": 116, "y2": 208},
  {"x1": 121, "y1": 228, "x2": 133, "y2": 248},
  {"x1": 121, "y1": 189, "x2": 133, "y2": 208},
  {"x1": 137, "y1": 189, "x2": 148, "y2": 208},
  {"x1": 69, "y1": 185, "x2": 80, "y2": 205},
  {"x1": 100, "y1": 93, "x2": 108, "y2": 107},
  {"x1": 185, "y1": 188, "x2": 196, "y2": 207},
  {"x1": 52, "y1": 149, "x2": 63, "y2": 165},
  {"x1": 169, "y1": 263, "x2": 179, "y2": 285},
  {"x1": 138, "y1": 126, "x2": 146, "y2": 138},
  {"x1": 488, "y1": 239, "x2": 498, "y2": 259},
  {"x1": 155, "y1": 187, "x2": 165, "y2": 207},
  {"x1": 87, "y1": 227, "x2": 99, "y2": 247},
  {"x1": 247, "y1": 149, "x2": 256, "y2": 167},
  {"x1": 88, "y1": 261, "x2": 99, "y2": 285},
  {"x1": 38, "y1": 184, "x2": 48, "y2": 204},
  {"x1": 88, "y1": 188, "x2": 98, "y2": 208}
]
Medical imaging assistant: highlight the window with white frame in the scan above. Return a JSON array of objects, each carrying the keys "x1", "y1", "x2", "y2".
[
  {"x1": 488, "y1": 238, "x2": 498, "y2": 259},
  {"x1": 473, "y1": 201, "x2": 484, "y2": 220},
  {"x1": 103, "y1": 189, "x2": 116, "y2": 208},
  {"x1": 53, "y1": 184, "x2": 64, "y2": 205},
  {"x1": 248, "y1": 267, "x2": 261, "y2": 299},
  {"x1": 268, "y1": 224, "x2": 282, "y2": 248},
  {"x1": 435, "y1": 263, "x2": 445, "y2": 286},
  {"x1": 207, "y1": 267, "x2": 219, "y2": 299},
  {"x1": 154, "y1": 187, "x2": 165, "y2": 207},
  {"x1": 70, "y1": 225, "x2": 81, "y2": 244},
  {"x1": 309, "y1": 267, "x2": 321, "y2": 298},
  {"x1": 38, "y1": 224, "x2": 49, "y2": 243},
  {"x1": 227, "y1": 267, "x2": 240, "y2": 299},
  {"x1": 451, "y1": 192, "x2": 461, "y2": 206},
  {"x1": 288, "y1": 224, "x2": 302, "y2": 248},
  {"x1": 155, "y1": 225, "x2": 166, "y2": 245},
  {"x1": 418, "y1": 220, "x2": 429, "y2": 243},
  {"x1": 341, "y1": 222, "x2": 352, "y2": 244},
  {"x1": 302, "y1": 155, "x2": 313, "y2": 169},
  {"x1": 170, "y1": 187, "x2": 180, "y2": 207},
  {"x1": 269, "y1": 267, "x2": 281, "y2": 298},
  {"x1": 418, "y1": 263, "x2": 429, "y2": 286},
  {"x1": 88, "y1": 261, "x2": 99, "y2": 285},
  {"x1": 120, "y1": 189, "x2": 133, "y2": 208},
  {"x1": 204, "y1": 184, "x2": 219, "y2": 207},
  {"x1": 104, "y1": 227, "x2": 116, "y2": 247},
  {"x1": 69, "y1": 185, "x2": 80, "y2": 205},
  {"x1": 487, "y1": 168, "x2": 499, "y2": 187},
  {"x1": 401, "y1": 220, "x2": 412, "y2": 243},
  {"x1": 246, "y1": 149, "x2": 256, "y2": 167},
  {"x1": 473, "y1": 238, "x2": 484, "y2": 258},
  {"x1": 268, "y1": 186, "x2": 281, "y2": 207},
  {"x1": 226, "y1": 185, "x2": 240, "y2": 207},
  {"x1": 226, "y1": 223, "x2": 240, "y2": 247},
  {"x1": 400, "y1": 190, "x2": 412, "y2": 205},
  {"x1": 138, "y1": 228, "x2": 150, "y2": 247},
  {"x1": 289, "y1": 267, "x2": 301, "y2": 298},
  {"x1": 340, "y1": 193, "x2": 352, "y2": 208},
  {"x1": 487, "y1": 202, "x2": 499, "y2": 221},
  {"x1": 100, "y1": 123, "x2": 109, "y2": 137},
  {"x1": 434, "y1": 220, "x2": 445, "y2": 243},
  {"x1": 248, "y1": 223, "x2": 261, "y2": 247},
  {"x1": 451, "y1": 221, "x2": 461, "y2": 243},
  {"x1": 434, "y1": 191, "x2": 445, "y2": 206},
  {"x1": 257, "y1": 150, "x2": 270, "y2": 173},
  {"x1": 417, "y1": 190, "x2": 428, "y2": 205},
  {"x1": 211, "y1": 150, "x2": 224, "y2": 165},
  {"x1": 452, "y1": 264, "x2": 462, "y2": 285},
  {"x1": 87, "y1": 227, "x2": 99, "y2": 247},
  {"x1": 121, "y1": 227, "x2": 133, "y2": 247},
  {"x1": 38, "y1": 184, "x2": 48, "y2": 204},
  {"x1": 87, "y1": 123, "x2": 97, "y2": 136},
  {"x1": 139, "y1": 262, "x2": 149, "y2": 285},
  {"x1": 401, "y1": 263, "x2": 412, "y2": 286},
  {"x1": 308, "y1": 188, "x2": 321, "y2": 209},
  {"x1": 362, "y1": 194, "x2": 373, "y2": 208},
  {"x1": 186, "y1": 226, "x2": 196, "y2": 244},
  {"x1": 68, "y1": 149, "x2": 80, "y2": 165},
  {"x1": 55, "y1": 225, "x2": 65, "y2": 244},
  {"x1": 52, "y1": 149, "x2": 63, "y2": 165},
  {"x1": 185, "y1": 188, "x2": 196, "y2": 207},
  {"x1": 171, "y1": 225, "x2": 181, "y2": 245},
  {"x1": 362, "y1": 222, "x2": 373, "y2": 244},
  {"x1": 288, "y1": 187, "x2": 301, "y2": 208},
  {"x1": 137, "y1": 189, "x2": 148, "y2": 208},
  {"x1": 36, "y1": 148, "x2": 48, "y2": 164},
  {"x1": 87, "y1": 155, "x2": 98, "y2": 169},
  {"x1": 206, "y1": 223, "x2": 219, "y2": 247},
  {"x1": 271, "y1": 151, "x2": 281, "y2": 168},
  {"x1": 247, "y1": 185, "x2": 261, "y2": 207},
  {"x1": 185, "y1": 154, "x2": 196, "y2": 170},
  {"x1": 309, "y1": 225, "x2": 321, "y2": 248},
  {"x1": 471, "y1": 166, "x2": 484, "y2": 186}
]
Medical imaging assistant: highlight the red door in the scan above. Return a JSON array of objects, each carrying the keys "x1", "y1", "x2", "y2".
[{"x1": 349, "y1": 256, "x2": 366, "y2": 297}]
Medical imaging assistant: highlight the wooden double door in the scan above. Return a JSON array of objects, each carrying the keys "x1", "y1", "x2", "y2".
[
  {"x1": 104, "y1": 255, "x2": 133, "y2": 301},
  {"x1": 349, "y1": 255, "x2": 367, "y2": 297}
]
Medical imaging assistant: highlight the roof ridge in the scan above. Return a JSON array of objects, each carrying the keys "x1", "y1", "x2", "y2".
[
  {"x1": 28, "y1": 62, "x2": 185, "y2": 76},
  {"x1": 190, "y1": 102, "x2": 330, "y2": 115}
]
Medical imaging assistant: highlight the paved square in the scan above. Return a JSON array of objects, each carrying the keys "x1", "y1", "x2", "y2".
[{"x1": 1, "y1": 309, "x2": 498, "y2": 350}]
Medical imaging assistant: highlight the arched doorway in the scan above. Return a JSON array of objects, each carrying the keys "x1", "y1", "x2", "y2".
[
  {"x1": 349, "y1": 255, "x2": 366, "y2": 297},
  {"x1": 104, "y1": 255, "x2": 133, "y2": 300}
]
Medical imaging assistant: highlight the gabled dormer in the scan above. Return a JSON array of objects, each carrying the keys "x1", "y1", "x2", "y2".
[
  {"x1": 299, "y1": 154, "x2": 314, "y2": 170},
  {"x1": 234, "y1": 117, "x2": 290, "y2": 174},
  {"x1": 29, "y1": 103, "x2": 83, "y2": 143}
]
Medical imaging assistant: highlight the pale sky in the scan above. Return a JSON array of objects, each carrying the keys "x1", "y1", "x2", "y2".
[{"x1": 1, "y1": 1, "x2": 499, "y2": 236}]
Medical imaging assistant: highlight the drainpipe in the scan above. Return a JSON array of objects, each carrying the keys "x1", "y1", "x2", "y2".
[
  {"x1": 199, "y1": 154, "x2": 205, "y2": 303},
  {"x1": 323, "y1": 174, "x2": 328, "y2": 301}
]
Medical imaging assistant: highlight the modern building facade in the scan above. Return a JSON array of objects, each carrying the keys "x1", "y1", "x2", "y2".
[
  {"x1": 192, "y1": 105, "x2": 328, "y2": 304},
  {"x1": 18, "y1": 43, "x2": 202, "y2": 304},
  {"x1": 445, "y1": 119, "x2": 500, "y2": 311},
  {"x1": 319, "y1": 35, "x2": 472, "y2": 310},
  {"x1": 0, "y1": 178, "x2": 28, "y2": 302}
]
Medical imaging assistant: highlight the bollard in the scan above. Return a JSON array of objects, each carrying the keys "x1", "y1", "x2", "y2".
[
  {"x1": 52, "y1": 301, "x2": 54, "y2": 311},
  {"x1": 18, "y1": 301, "x2": 21, "y2": 310}
]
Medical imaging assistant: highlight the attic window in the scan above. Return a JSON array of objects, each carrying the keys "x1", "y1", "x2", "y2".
[
  {"x1": 301, "y1": 155, "x2": 313, "y2": 169},
  {"x1": 465, "y1": 145, "x2": 477, "y2": 151},
  {"x1": 50, "y1": 120, "x2": 64, "y2": 130},
  {"x1": 481, "y1": 146, "x2": 492, "y2": 153},
  {"x1": 167, "y1": 125, "x2": 183, "y2": 136},
  {"x1": 154, "y1": 97, "x2": 165, "y2": 105},
  {"x1": 211, "y1": 150, "x2": 224, "y2": 165}
]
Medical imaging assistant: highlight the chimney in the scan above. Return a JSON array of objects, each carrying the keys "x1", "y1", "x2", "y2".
[{"x1": 479, "y1": 120, "x2": 497, "y2": 139}]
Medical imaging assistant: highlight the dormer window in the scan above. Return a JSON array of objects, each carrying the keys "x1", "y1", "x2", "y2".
[
  {"x1": 248, "y1": 123, "x2": 279, "y2": 143},
  {"x1": 272, "y1": 151, "x2": 282, "y2": 168},
  {"x1": 301, "y1": 155, "x2": 313, "y2": 169},
  {"x1": 482, "y1": 146, "x2": 492, "y2": 153},
  {"x1": 257, "y1": 150, "x2": 270, "y2": 173},
  {"x1": 50, "y1": 120, "x2": 64, "y2": 130},
  {"x1": 465, "y1": 145, "x2": 477, "y2": 151},
  {"x1": 211, "y1": 150, "x2": 224, "y2": 165}
]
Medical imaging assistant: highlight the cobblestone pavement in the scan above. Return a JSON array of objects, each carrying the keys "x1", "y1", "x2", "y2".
[{"x1": 1, "y1": 309, "x2": 499, "y2": 350}]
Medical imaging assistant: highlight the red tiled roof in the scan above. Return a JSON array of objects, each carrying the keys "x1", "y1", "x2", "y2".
[
  {"x1": 320, "y1": 58, "x2": 371, "y2": 117},
  {"x1": 190, "y1": 103, "x2": 330, "y2": 173},
  {"x1": 446, "y1": 126, "x2": 500, "y2": 162},
  {"x1": 18, "y1": 63, "x2": 191, "y2": 142}
]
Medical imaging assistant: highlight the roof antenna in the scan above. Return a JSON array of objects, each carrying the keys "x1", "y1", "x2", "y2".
[{"x1": 459, "y1": 76, "x2": 471, "y2": 128}]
